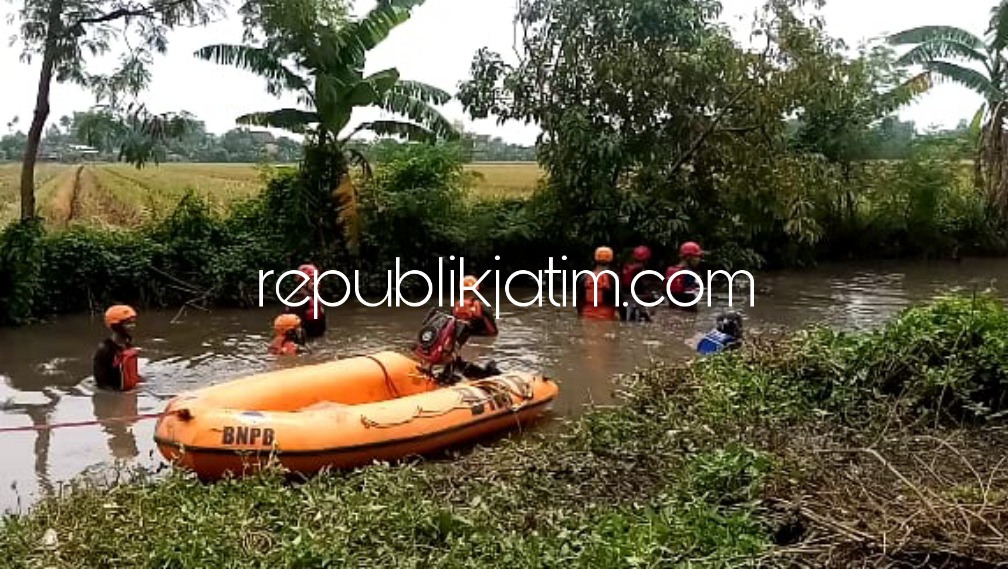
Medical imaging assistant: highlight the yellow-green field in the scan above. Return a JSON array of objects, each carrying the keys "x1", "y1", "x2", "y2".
[
  {"x1": 461, "y1": 161, "x2": 545, "y2": 198},
  {"x1": 0, "y1": 161, "x2": 544, "y2": 228}
]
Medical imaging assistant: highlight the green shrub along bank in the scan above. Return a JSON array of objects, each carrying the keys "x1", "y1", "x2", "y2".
[
  {"x1": 1, "y1": 293, "x2": 1006, "y2": 567},
  {"x1": 1, "y1": 142, "x2": 1006, "y2": 325}
]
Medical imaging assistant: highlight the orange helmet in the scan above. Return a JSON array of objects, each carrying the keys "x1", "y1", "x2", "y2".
[
  {"x1": 104, "y1": 305, "x2": 137, "y2": 328},
  {"x1": 594, "y1": 246, "x2": 613, "y2": 263},
  {"x1": 274, "y1": 314, "x2": 301, "y2": 336},
  {"x1": 462, "y1": 275, "x2": 478, "y2": 289}
]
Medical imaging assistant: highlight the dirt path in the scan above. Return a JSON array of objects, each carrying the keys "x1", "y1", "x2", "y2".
[
  {"x1": 67, "y1": 165, "x2": 85, "y2": 223},
  {"x1": 44, "y1": 165, "x2": 84, "y2": 226}
]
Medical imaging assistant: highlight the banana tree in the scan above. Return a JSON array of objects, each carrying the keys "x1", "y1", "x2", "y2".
[
  {"x1": 887, "y1": 1, "x2": 1008, "y2": 217},
  {"x1": 195, "y1": 0, "x2": 458, "y2": 251}
]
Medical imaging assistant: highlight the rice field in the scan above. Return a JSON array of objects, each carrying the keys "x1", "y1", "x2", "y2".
[
  {"x1": 0, "y1": 161, "x2": 545, "y2": 228},
  {"x1": 462, "y1": 161, "x2": 545, "y2": 198}
]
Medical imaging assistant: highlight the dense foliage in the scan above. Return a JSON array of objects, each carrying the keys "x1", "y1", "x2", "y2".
[
  {"x1": 457, "y1": 0, "x2": 998, "y2": 265},
  {"x1": 2, "y1": 0, "x2": 1008, "y2": 325},
  {"x1": 1, "y1": 293, "x2": 1006, "y2": 566}
]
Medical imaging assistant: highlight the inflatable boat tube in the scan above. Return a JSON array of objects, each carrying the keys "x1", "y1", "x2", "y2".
[{"x1": 153, "y1": 351, "x2": 558, "y2": 479}]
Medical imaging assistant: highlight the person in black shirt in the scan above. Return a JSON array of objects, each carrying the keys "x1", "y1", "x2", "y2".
[
  {"x1": 284, "y1": 263, "x2": 327, "y2": 339},
  {"x1": 92, "y1": 305, "x2": 143, "y2": 391}
]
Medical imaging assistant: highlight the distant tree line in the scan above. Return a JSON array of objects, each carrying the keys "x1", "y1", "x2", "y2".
[
  {"x1": 1, "y1": 112, "x2": 538, "y2": 165},
  {"x1": 1, "y1": 110, "x2": 973, "y2": 166},
  {"x1": 344, "y1": 130, "x2": 537, "y2": 163},
  {"x1": 0, "y1": 112, "x2": 303, "y2": 164}
]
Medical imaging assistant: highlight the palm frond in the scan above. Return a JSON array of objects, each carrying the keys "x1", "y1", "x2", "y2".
[
  {"x1": 388, "y1": 80, "x2": 452, "y2": 105},
  {"x1": 874, "y1": 71, "x2": 933, "y2": 115},
  {"x1": 347, "y1": 147, "x2": 373, "y2": 179},
  {"x1": 989, "y1": 1, "x2": 1008, "y2": 51},
  {"x1": 924, "y1": 61, "x2": 999, "y2": 99},
  {"x1": 971, "y1": 103, "x2": 987, "y2": 141},
  {"x1": 313, "y1": 74, "x2": 354, "y2": 133},
  {"x1": 327, "y1": 0, "x2": 426, "y2": 73},
  {"x1": 194, "y1": 44, "x2": 308, "y2": 94},
  {"x1": 894, "y1": 41, "x2": 988, "y2": 67},
  {"x1": 236, "y1": 108, "x2": 319, "y2": 133},
  {"x1": 887, "y1": 26, "x2": 984, "y2": 50},
  {"x1": 345, "y1": 68, "x2": 401, "y2": 107},
  {"x1": 349, "y1": 120, "x2": 437, "y2": 143},
  {"x1": 377, "y1": 92, "x2": 460, "y2": 140}
]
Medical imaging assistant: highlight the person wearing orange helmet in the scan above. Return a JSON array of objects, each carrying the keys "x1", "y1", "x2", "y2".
[
  {"x1": 452, "y1": 275, "x2": 498, "y2": 337},
  {"x1": 619, "y1": 245, "x2": 658, "y2": 322},
  {"x1": 92, "y1": 305, "x2": 143, "y2": 391},
  {"x1": 448, "y1": 275, "x2": 501, "y2": 379},
  {"x1": 269, "y1": 313, "x2": 305, "y2": 356},
  {"x1": 283, "y1": 263, "x2": 326, "y2": 339},
  {"x1": 576, "y1": 246, "x2": 619, "y2": 320},
  {"x1": 665, "y1": 241, "x2": 704, "y2": 309}
]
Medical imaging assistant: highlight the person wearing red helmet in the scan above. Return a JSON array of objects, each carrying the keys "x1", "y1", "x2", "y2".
[
  {"x1": 576, "y1": 246, "x2": 619, "y2": 320},
  {"x1": 92, "y1": 304, "x2": 143, "y2": 391},
  {"x1": 665, "y1": 241, "x2": 704, "y2": 309},
  {"x1": 619, "y1": 245, "x2": 659, "y2": 322},
  {"x1": 284, "y1": 263, "x2": 327, "y2": 339}
]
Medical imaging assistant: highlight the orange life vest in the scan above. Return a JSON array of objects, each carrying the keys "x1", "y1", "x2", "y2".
[
  {"x1": 581, "y1": 269, "x2": 617, "y2": 320},
  {"x1": 452, "y1": 297, "x2": 483, "y2": 322},
  {"x1": 113, "y1": 347, "x2": 141, "y2": 391},
  {"x1": 269, "y1": 337, "x2": 298, "y2": 355}
]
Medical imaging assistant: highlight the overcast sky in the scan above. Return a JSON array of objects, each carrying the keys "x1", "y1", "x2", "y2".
[{"x1": 0, "y1": 0, "x2": 995, "y2": 144}]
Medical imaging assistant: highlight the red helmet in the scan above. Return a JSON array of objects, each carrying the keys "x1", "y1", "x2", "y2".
[
  {"x1": 632, "y1": 245, "x2": 651, "y2": 261},
  {"x1": 679, "y1": 241, "x2": 703, "y2": 258},
  {"x1": 298, "y1": 264, "x2": 318, "y2": 281}
]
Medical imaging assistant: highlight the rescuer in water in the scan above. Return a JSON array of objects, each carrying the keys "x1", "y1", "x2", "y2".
[
  {"x1": 269, "y1": 313, "x2": 306, "y2": 356},
  {"x1": 92, "y1": 305, "x2": 143, "y2": 391},
  {"x1": 284, "y1": 263, "x2": 327, "y2": 339},
  {"x1": 665, "y1": 241, "x2": 704, "y2": 310},
  {"x1": 414, "y1": 280, "x2": 502, "y2": 384},
  {"x1": 696, "y1": 311, "x2": 744, "y2": 355},
  {"x1": 576, "y1": 246, "x2": 619, "y2": 320},
  {"x1": 619, "y1": 245, "x2": 660, "y2": 322}
]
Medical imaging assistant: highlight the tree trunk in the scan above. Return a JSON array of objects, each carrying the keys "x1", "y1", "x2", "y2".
[{"x1": 19, "y1": 0, "x2": 66, "y2": 220}]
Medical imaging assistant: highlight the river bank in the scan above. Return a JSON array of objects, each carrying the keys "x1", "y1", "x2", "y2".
[
  {"x1": 1, "y1": 291, "x2": 1006, "y2": 567},
  {"x1": 3, "y1": 258, "x2": 1008, "y2": 514}
]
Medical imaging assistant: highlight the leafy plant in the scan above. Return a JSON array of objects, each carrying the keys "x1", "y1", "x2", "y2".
[
  {"x1": 195, "y1": 0, "x2": 459, "y2": 254},
  {"x1": 887, "y1": 4, "x2": 1008, "y2": 217}
]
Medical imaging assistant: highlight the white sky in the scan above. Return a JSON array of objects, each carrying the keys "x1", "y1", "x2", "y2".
[{"x1": 0, "y1": 0, "x2": 994, "y2": 145}]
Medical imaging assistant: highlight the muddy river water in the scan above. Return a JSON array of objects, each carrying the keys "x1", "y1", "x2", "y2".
[{"x1": 2, "y1": 258, "x2": 1007, "y2": 513}]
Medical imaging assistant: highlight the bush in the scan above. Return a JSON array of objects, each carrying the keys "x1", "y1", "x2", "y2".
[
  {"x1": 0, "y1": 217, "x2": 43, "y2": 325},
  {"x1": 690, "y1": 290, "x2": 1008, "y2": 426},
  {"x1": 0, "y1": 189, "x2": 298, "y2": 322}
]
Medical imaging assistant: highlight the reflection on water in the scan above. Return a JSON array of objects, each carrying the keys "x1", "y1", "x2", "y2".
[{"x1": 2, "y1": 258, "x2": 1007, "y2": 513}]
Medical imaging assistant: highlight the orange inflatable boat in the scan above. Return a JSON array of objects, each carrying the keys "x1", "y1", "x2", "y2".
[{"x1": 153, "y1": 351, "x2": 558, "y2": 479}]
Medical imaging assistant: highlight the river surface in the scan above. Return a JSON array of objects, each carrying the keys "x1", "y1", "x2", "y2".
[{"x1": 1, "y1": 258, "x2": 1007, "y2": 513}]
